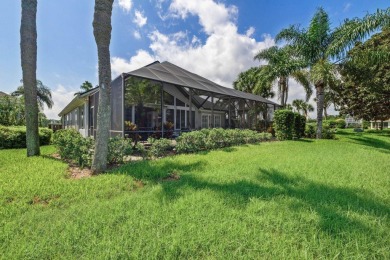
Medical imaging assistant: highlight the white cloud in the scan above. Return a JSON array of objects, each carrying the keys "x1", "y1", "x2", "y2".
[
  {"x1": 246, "y1": 27, "x2": 255, "y2": 37},
  {"x1": 133, "y1": 10, "x2": 147, "y2": 27},
  {"x1": 117, "y1": 0, "x2": 132, "y2": 12},
  {"x1": 43, "y1": 84, "x2": 76, "y2": 119},
  {"x1": 112, "y1": 0, "x2": 274, "y2": 88},
  {"x1": 133, "y1": 30, "x2": 141, "y2": 39},
  {"x1": 111, "y1": 50, "x2": 156, "y2": 76}
]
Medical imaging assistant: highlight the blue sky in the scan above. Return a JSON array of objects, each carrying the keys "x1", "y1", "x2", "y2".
[{"x1": 0, "y1": 0, "x2": 388, "y2": 119}]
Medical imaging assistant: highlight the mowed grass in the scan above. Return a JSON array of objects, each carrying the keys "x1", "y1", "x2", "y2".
[{"x1": 1, "y1": 130, "x2": 389, "y2": 259}]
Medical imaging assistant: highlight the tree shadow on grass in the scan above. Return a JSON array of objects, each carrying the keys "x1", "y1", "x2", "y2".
[
  {"x1": 344, "y1": 135, "x2": 390, "y2": 154},
  {"x1": 158, "y1": 167, "x2": 390, "y2": 236},
  {"x1": 107, "y1": 158, "x2": 208, "y2": 183}
]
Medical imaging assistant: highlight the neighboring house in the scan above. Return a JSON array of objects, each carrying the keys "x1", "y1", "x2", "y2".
[
  {"x1": 370, "y1": 119, "x2": 390, "y2": 129},
  {"x1": 0, "y1": 91, "x2": 9, "y2": 97},
  {"x1": 58, "y1": 61, "x2": 279, "y2": 139},
  {"x1": 345, "y1": 115, "x2": 363, "y2": 128},
  {"x1": 48, "y1": 119, "x2": 62, "y2": 132}
]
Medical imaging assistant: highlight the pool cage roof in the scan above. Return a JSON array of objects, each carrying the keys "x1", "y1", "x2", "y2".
[
  {"x1": 124, "y1": 61, "x2": 279, "y2": 106},
  {"x1": 59, "y1": 61, "x2": 280, "y2": 117}
]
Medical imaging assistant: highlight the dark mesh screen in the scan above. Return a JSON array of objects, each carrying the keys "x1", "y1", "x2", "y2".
[{"x1": 111, "y1": 76, "x2": 123, "y2": 132}]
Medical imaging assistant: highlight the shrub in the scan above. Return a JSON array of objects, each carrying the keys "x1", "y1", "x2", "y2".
[
  {"x1": 134, "y1": 142, "x2": 148, "y2": 159},
  {"x1": 292, "y1": 113, "x2": 306, "y2": 139},
  {"x1": 53, "y1": 129, "x2": 133, "y2": 167},
  {"x1": 176, "y1": 128, "x2": 270, "y2": 154},
  {"x1": 0, "y1": 125, "x2": 52, "y2": 149},
  {"x1": 274, "y1": 110, "x2": 295, "y2": 140},
  {"x1": 305, "y1": 124, "x2": 316, "y2": 138},
  {"x1": 335, "y1": 119, "x2": 346, "y2": 129},
  {"x1": 304, "y1": 123, "x2": 336, "y2": 139},
  {"x1": 53, "y1": 129, "x2": 94, "y2": 167},
  {"x1": 107, "y1": 136, "x2": 133, "y2": 164},
  {"x1": 147, "y1": 137, "x2": 172, "y2": 158}
]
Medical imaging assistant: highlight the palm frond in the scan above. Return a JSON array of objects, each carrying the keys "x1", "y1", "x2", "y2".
[
  {"x1": 328, "y1": 7, "x2": 390, "y2": 58},
  {"x1": 292, "y1": 70, "x2": 312, "y2": 101}
]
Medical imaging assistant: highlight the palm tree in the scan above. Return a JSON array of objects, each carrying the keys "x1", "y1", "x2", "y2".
[
  {"x1": 303, "y1": 103, "x2": 315, "y2": 120},
  {"x1": 254, "y1": 46, "x2": 311, "y2": 108},
  {"x1": 276, "y1": 7, "x2": 390, "y2": 138},
  {"x1": 314, "y1": 90, "x2": 334, "y2": 120},
  {"x1": 74, "y1": 81, "x2": 94, "y2": 96},
  {"x1": 292, "y1": 99, "x2": 314, "y2": 120},
  {"x1": 12, "y1": 80, "x2": 53, "y2": 109},
  {"x1": 20, "y1": 0, "x2": 39, "y2": 156},
  {"x1": 91, "y1": 0, "x2": 114, "y2": 174},
  {"x1": 233, "y1": 67, "x2": 275, "y2": 98},
  {"x1": 292, "y1": 99, "x2": 304, "y2": 113}
]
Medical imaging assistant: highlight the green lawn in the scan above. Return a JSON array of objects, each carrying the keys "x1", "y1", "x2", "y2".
[{"x1": 1, "y1": 130, "x2": 389, "y2": 259}]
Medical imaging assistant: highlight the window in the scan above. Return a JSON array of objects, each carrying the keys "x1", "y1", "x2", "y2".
[
  {"x1": 166, "y1": 109, "x2": 174, "y2": 124},
  {"x1": 214, "y1": 115, "x2": 221, "y2": 128},
  {"x1": 201, "y1": 115, "x2": 209, "y2": 128},
  {"x1": 79, "y1": 106, "x2": 84, "y2": 128}
]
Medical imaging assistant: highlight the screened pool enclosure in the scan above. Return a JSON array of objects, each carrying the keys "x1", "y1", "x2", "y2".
[{"x1": 59, "y1": 61, "x2": 280, "y2": 139}]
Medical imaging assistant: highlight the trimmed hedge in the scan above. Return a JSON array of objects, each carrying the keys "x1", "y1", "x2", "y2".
[
  {"x1": 0, "y1": 125, "x2": 52, "y2": 149},
  {"x1": 176, "y1": 128, "x2": 271, "y2": 154},
  {"x1": 274, "y1": 110, "x2": 294, "y2": 140},
  {"x1": 274, "y1": 110, "x2": 306, "y2": 140}
]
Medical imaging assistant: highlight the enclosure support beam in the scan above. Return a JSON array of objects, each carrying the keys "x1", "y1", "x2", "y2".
[
  {"x1": 228, "y1": 97, "x2": 231, "y2": 128},
  {"x1": 211, "y1": 93, "x2": 214, "y2": 128},
  {"x1": 189, "y1": 88, "x2": 192, "y2": 130},
  {"x1": 161, "y1": 84, "x2": 164, "y2": 138}
]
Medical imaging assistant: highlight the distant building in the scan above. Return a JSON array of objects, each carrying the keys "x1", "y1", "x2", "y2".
[
  {"x1": 370, "y1": 120, "x2": 390, "y2": 129},
  {"x1": 0, "y1": 91, "x2": 9, "y2": 97},
  {"x1": 345, "y1": 115, "x2": 363, "y2": 128},
  {"x1": 48, "y1": 119, "x2": 62, "y2": 132}
]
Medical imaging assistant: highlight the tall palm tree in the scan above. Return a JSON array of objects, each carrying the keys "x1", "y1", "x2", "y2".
[
  {"x1": 12, "y1": 80, "x2": 53, "y2": 109},
  {"x1": 20, "y1": 0, "x2": 39, "y2": 156},
  {"x1": 91, "y1": 0, "x2": 114, "y2": 174},
  {"x1": 276, "y1": 7, "x2": 390, "y2": 138},
  {"x1": 254, "y1": 46, "x2": 311, "y2": 108}
]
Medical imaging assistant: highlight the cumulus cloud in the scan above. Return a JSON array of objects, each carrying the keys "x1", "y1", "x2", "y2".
[
  {"x1": 43, "y1": 84, "x2": 76, "y2": 119},
  {"x1": 111, "y1": 50, "x2": 156, "y2": 76},
  {"x1": 133, "y1": 10, "x2": 147, "y2": 27},
  {"x1": 117, "y1": 0, "x2": 132, "y2": 12},
  {"x1": 112, "y1": 0, "x2": 274, "y2": 88}
]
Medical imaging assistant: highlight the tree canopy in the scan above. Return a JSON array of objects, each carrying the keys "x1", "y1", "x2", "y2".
[{"x1": 334, "y1": 29, "x2": 390, "y2": 121}]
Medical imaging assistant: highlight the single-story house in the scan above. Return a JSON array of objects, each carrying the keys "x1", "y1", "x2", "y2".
[
  {"x1": 370, "y1": 120, "x2": 390, "y2": 129},
  {"x1": 58, "y1": 61, "x2": 279, "y2": 139}
]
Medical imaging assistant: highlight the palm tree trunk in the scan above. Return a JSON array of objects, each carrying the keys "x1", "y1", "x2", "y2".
[
  {"x1": 315, "y1": 82, "x2": 325, "y2": 139},
  {"x1": 323, "y1": 107, "x2": 328, "y2": 120},
  {"x1": 21, "y1": 0, "x2": 40, "y2": 156},
  {"x1": 279, "y1": 77, "x2": 287, "y2": 107},
  {"x1": 91, "y1": 0, "x2": 114, "y2": 174},
  {"x1": 284, "y1": 78, "x2": 289, "y2": 106}
]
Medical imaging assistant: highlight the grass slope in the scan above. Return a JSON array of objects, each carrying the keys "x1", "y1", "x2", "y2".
[{"x1": 1, "y1": 130, "x2": 389, "y2": 259}]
